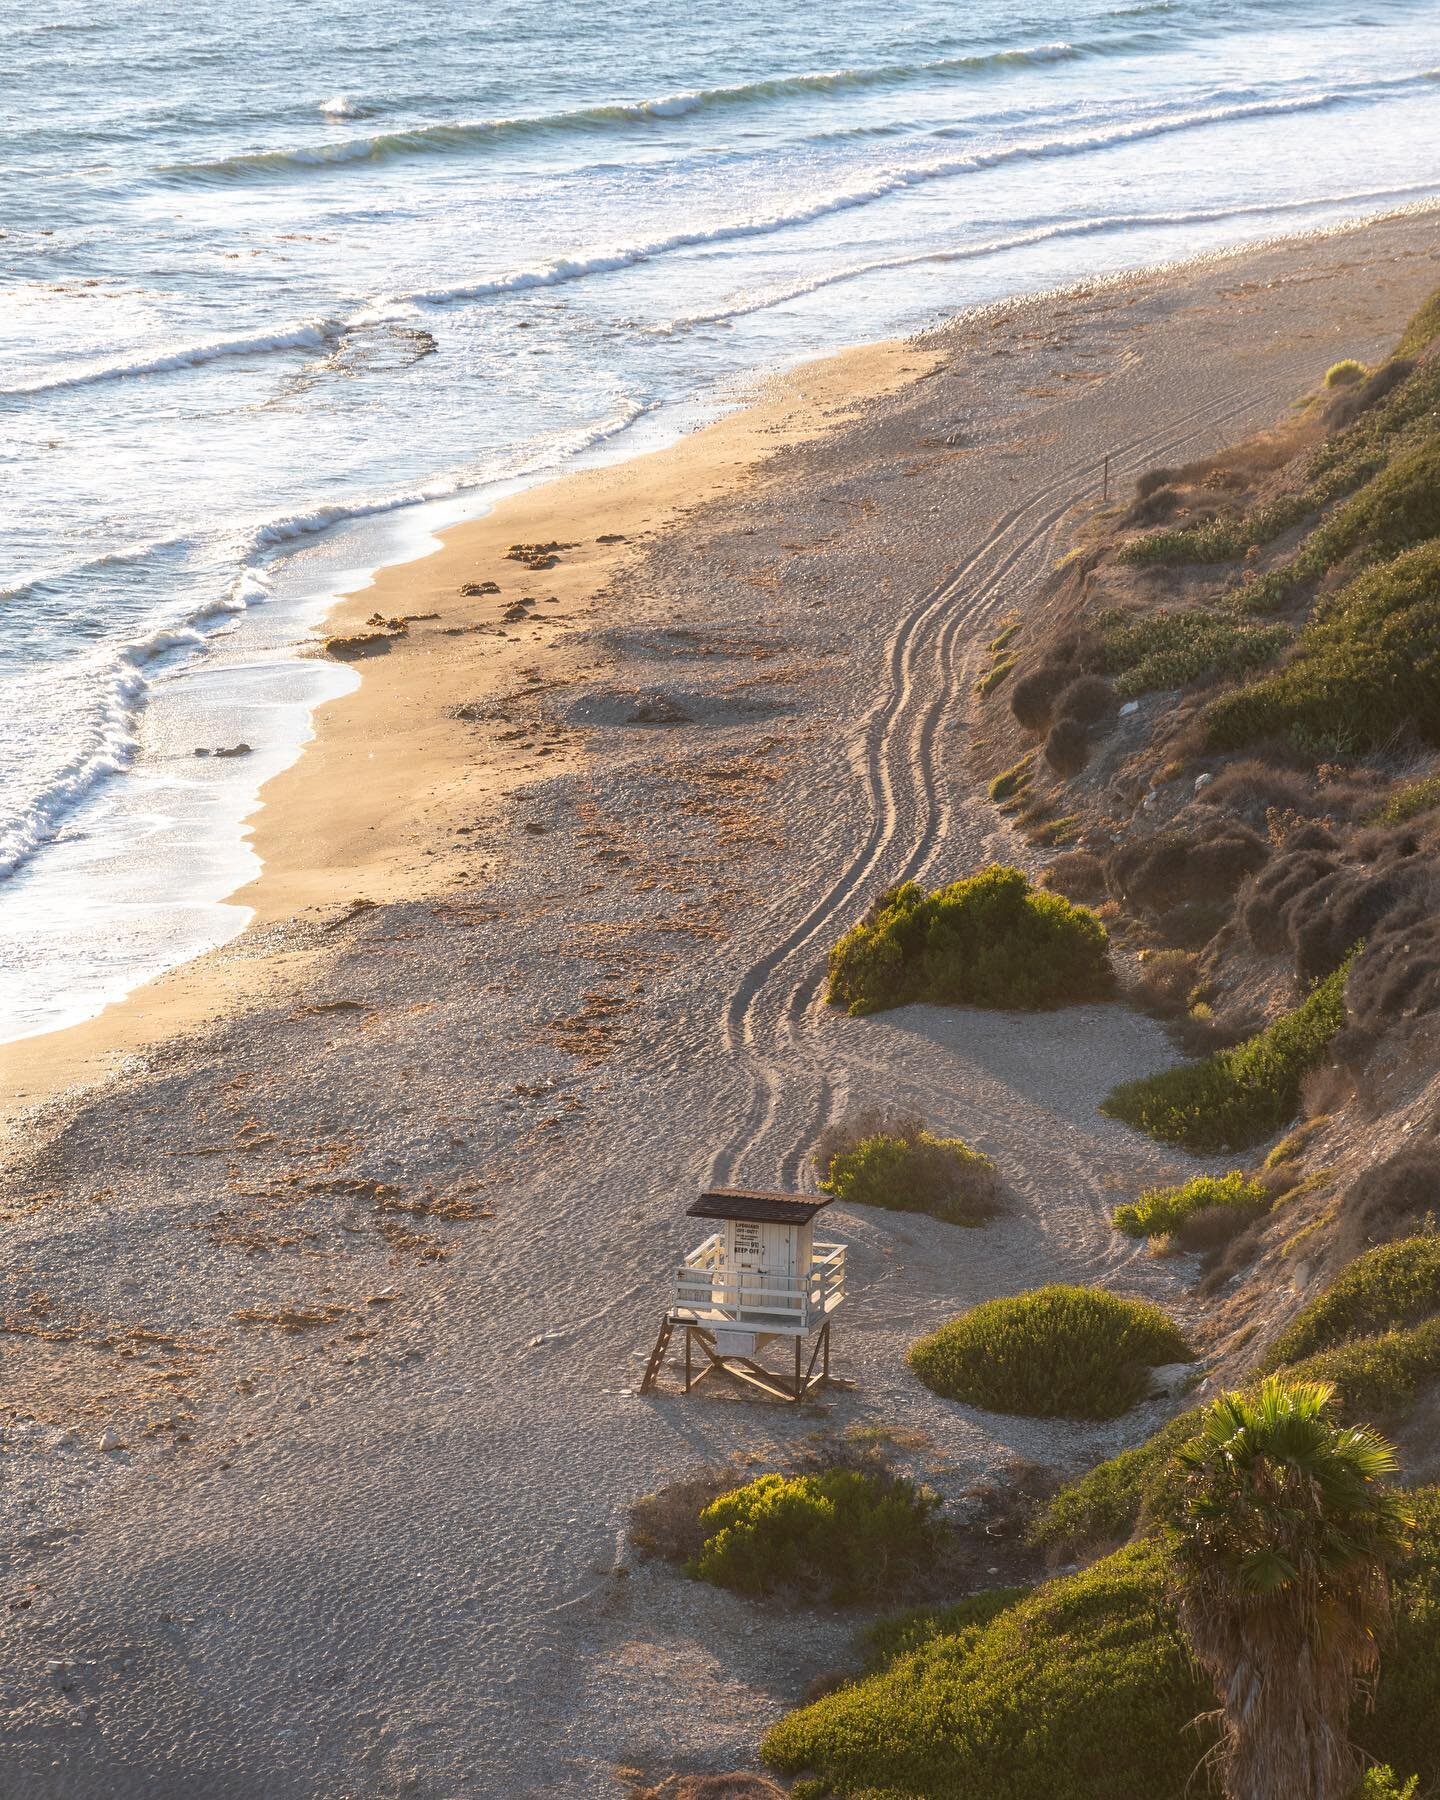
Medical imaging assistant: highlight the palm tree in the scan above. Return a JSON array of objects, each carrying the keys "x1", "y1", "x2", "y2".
[{"x1": 1169, "y1": 1376, "x2": 1410, "y2": 1800}]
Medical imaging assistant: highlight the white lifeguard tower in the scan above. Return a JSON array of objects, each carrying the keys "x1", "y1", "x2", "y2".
[{"x1": 639, "y1": 1190, "x2": 846, "y2": 1402}]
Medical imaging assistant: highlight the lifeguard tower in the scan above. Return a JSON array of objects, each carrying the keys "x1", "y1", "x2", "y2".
[{"x1": 639, "y1": 1190, "x2": 846, "y2": 1402}]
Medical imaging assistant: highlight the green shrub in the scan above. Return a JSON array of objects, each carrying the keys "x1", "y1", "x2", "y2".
[
  {"x1": 1113, "y1": 1171, "x2": 1269, "y2": 1240},
  {"x1": 1119, "y1": 491, "x2": 1315, "y2": 569},
  {"x1": 764, "y1": 1491, "x2": 1440, "y2": 1799},
  {"x1": 762, "y1": 1538, "x2": 1215, "y2": 1799},
  {"x1": 1397, "y1": 284, "x2": 1440, "y2": 356},
  {"x1": 1210, "y1": 540, "x2": 1440, "y2": 753},
  {"x1": 988, "y1": 751, "x2": 1035, "y2": 807},
  {"x1": 1101, "y1": 962, "x2": 1349, "y2": 1152},
  {"x1": 826, "y1": 865, "x2": 1112, "y2": 1017},
  {"x1": 1308, "y1": 355, "x2": 1440, "y2": 492},
  {"x1": 1029, "y1": 1406, "x2": 1206, "y2": 1554},
  {"x1": 1356, "y1": 1488, "x2": 1440, "y2": 1782},
  {"x1": 819, "y1": 1126, "x2": 999, "y2": 1226},
  {"x1": 1264, "y1": 1234, "x2": 1440, "y2": 1369},
  {"x1": 859, "y1": 1587, "x2": 1026, "y2": 1670},
  {"x1": 977, "y1": 653, "x2": 1016, "y2": 695},
  {"x1": 1285, "y1": 1316, "x2": 1440, "y2": 1421},
  {"x1": 1099, "y1": 607, "x2": 1290, "y2": 695},
  {"x1": 1371, "y1": 771, "x2": 1440, "y2": 824},
  {"x1": 907, "y1": 1284, "x2": 1191, "y2": 1421},
  {"x1": 690, "y1": 1468, "x2": 940, "y2": 1603},
  {"x1": 1356, "y1": 1767, "x2": 1419, "y2": 1799},
  {"x1": 1326, "y1": 359, "x2": 1367, "y2": 388}
]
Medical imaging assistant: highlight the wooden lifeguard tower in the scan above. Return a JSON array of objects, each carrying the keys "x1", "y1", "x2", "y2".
[{"x1": 639, "y1": 1190, "x2": 846, "y2": 1402}]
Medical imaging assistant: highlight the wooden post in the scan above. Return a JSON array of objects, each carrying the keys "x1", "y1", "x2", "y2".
[
  {"x1": 794, "y1": 1335, "x2": 802, "y2": 1399},
  {"x1": 684, "y1": 1325, "x2": 693, "y2": 1393}
]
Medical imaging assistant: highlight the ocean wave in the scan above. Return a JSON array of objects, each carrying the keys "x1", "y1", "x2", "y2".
[
  {"x1": 0, "y1": 533, "x2": 202, "y2": 608},
  {"x1": 653, "y1": 180, "x2": 1440, "y2": 332},
  {"x1": 385, "y1": 85, "x2": 1438, "y2": 313},
  {"x1": 5, "y1": 320, "x2": 344, "y2": 400},
  {"x1": 0, "y1": 398, "x2": 655, "y2": 882},
  {"x1": 0, "y1": 591, "x2": 262, "y2": 881},
  {"x1": 153, "y1": 41, "x2": 1106, "y2": 183}
]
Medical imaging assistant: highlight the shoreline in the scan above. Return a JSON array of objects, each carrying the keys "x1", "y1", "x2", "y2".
[
  {"x1": 0, "y1": 335, "x2": 932, "y2": 1124},
  {"x1": 3, "y1": 202, "x2": 1439, "y2": 1796},
  {"x1": 5, "y1": 196, "x2": 1440, "y2": 1104}
]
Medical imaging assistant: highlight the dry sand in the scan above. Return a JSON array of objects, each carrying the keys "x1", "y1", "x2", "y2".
[{"x1": 2, "y1": 209, "x2": 1438, "y2": 1799}]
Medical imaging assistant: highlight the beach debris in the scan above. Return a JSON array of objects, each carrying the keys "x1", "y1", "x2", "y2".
[
  {"x1": 505, "y1": 540, "x2": 575, "y2": 570},
  {"x1": 502, "y1": 600, "x2": 533, "y2": 622},
  {"x1": 193, "y1": 742, "x2": 253, "y2": 758},
  {"x1": 461, "y1": 579, "x2": 501, "y2": 595},
  {"x1": 595, "y1": 532, "x2": 627, "y2": 544},
  {"x1": 627, "y1": 695, "x2": 693, "y2": 727},
  {"x1": 523, "y1": 821, "x2": 547, "y2": 835},
  {"x1": 232, "y1": 1303, "x2": 350, "y2": 1332},
  {"x1": 324, "y1": 614, "x2": 409, "y2": 660}
]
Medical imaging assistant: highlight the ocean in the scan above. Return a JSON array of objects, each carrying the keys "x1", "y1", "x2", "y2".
[{"x1": 5, "y1": 0, "x2": 1440, "y2": 1042}]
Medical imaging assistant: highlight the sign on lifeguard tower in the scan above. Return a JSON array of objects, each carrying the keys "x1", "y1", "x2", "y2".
[{"x1": 639, "y1": 1189, "x2": 847, "y2": 1402}]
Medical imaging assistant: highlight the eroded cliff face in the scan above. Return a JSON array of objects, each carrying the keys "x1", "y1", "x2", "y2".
[{"x1": 972, "y1": 301, "x2": 1440, "y2": 1399}]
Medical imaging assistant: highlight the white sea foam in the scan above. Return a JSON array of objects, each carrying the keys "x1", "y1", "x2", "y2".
[
  {"x1": 5, "y1": 320, "x2": 343, "y2": 400},
  {"x1": 158, "y1": 42, "x2": 1098, "y2": 182},
  {"x1": 0, "y1": 565, "x2": 273, "y2": 878},
  {"x1": 386, "y1": 86, "x2": 1431, "y2": 314},
  {"x1": 0, "y1": 399, "x2": 653, "y2": 884},
  {"x1": 653, "y1": 180, "x2": 1440, "y2": 331}
]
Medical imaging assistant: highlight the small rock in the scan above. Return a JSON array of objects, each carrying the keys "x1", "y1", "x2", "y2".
[
  {"x1": 97, "y1": 1429, "x2": 124, "y2": 1453},
  {"x1": 46, "y1": 1428, "x2": 78, "y2": 1451},
  {"x1": 1119, "y1": 700, "x2": 1140, "y2": 717},
  {"x1": 522, "y1": 822, "x2": 546, "y2": 836},
  {"x1": 1147, "y1": 1362, "x2": 1196, "y2": 1399},
  {"x1": 213, "y1": 742, "x2": 252, "y2": 759},
  {"x1": 1193, "y1": 772, "x2": 1213, "y2": 792}
]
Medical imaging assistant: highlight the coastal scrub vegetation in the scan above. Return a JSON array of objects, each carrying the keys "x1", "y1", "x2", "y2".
[
  {"x1": 1112, "y1": 1171, "x2": 1269, "y2": 1242},
  {"x1": 1100, "y1": 960, "x2": 1349, "y2": 1152},
  {"x1": 826, "y1": 864, "x2": 1112, "y2": 1017},
  {"x1": 907, "y1": 1284, "x2": 1190, "y2": 1420},
  {"x1": 815, "y1": 1109, "x2": 1000, "y2": 1226},
  {"x1": 1169, "y1": 1379, "x2": 1411, "y2": 1800},
  {"x1": 1286, "y1": 1316, "x2": 1440, "y2": 1422},
  {"x1": 1029, "y1": 1405, "x2": 1205, "y2": 1554},
  {"x1": 1263, "y1": 1232, "x2": 1440, "y2": 1368},
  {"x1": 1325, "y1": 358, "x2": 1367, "y2": 388},
  {"x1": 1099, "y1": 606, "x2": 1290, "y2": 696},
  {"x1": 689, "y1": 1467, "x2": 941, "y2": 1604},
  {"x1": 1207, "y1": 539, "x2": 1440, "y2": 753},
  {"x1": 765, "y1": 1487, "x2": 1440, "y2": 1799},
  {"x1": 762, "y1": 1538, "x2": 1213, "y2": 1800},
  {"x1": 1371, "y1": 770, "x2": 1440, "y2": 824},
  {"x1": 1397, "y1": 281, "x2": 1440, "y2": 357}
]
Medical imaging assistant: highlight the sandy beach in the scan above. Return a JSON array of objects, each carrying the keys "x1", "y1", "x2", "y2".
[{"x1": 4, "y1": 209, "x2": 1439, "y2": 1799}]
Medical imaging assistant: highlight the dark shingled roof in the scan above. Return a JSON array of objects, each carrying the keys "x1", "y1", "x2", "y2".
[{"x1": 687, "y1": 1189, "x2": 833, "y2": 1225}]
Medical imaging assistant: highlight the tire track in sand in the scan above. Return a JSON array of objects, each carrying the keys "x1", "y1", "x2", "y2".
[{"x1": 703, "y1": 385, "x2": 1282, "y2": 1195}]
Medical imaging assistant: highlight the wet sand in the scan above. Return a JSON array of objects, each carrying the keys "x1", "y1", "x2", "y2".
[{"x1": 2, "y1": 209, "x2": 1437, "y2": 1799}]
